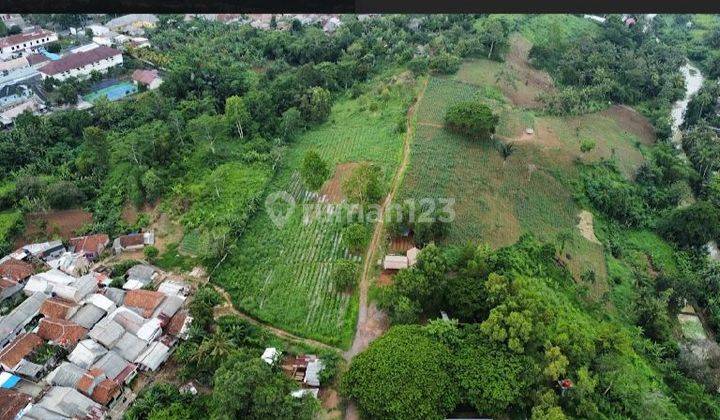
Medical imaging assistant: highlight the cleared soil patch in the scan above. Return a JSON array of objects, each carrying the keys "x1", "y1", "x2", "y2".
[
  {"x1": 377, "y1": 270, "x2": 394, "y2": 287},
  {"x1": 319, "y1": 162, "x2": 361, "y2": 204},
  {"x1": 121, "y1": 202, "x2": 156, "y2": 225},
  {"x1": 577, "y1": 210, "x2": 601, "y2": 244},
  {"x1": 600, "y1": 105, "x2": 656, "y2": 146},
  {"x1": 501, "y1": 34, "x2": 555, "y2": 108},
  {"x1": 15, "y1": 208, "x2": 92, "y2": 247}
]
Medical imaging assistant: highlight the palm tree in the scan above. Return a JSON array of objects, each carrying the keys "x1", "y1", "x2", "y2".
[
  {"x1": 556, "y1": 230, "x2": 573, "y2": 256},
  {"x1": 192, "y1": 331, "x2": 235, "y2": 367},
  {"x1": 496, "y1": 141, "x2": 515, "y2": 166}
]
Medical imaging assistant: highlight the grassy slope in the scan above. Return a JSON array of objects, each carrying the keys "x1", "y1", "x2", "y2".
[
  {"x1": 400, "y1": 30, "x2": 658, "y2": 298},
  {"x1": 213, "y1": 73, "x2": 417, "y2": 347},
  {"x1": 0, "y1": 210, "x2": 22, "y2": 249}
]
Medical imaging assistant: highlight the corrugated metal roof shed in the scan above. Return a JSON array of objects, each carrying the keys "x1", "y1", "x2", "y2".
[
  {"x1": 304, "y1": 359, "x2": 324, "y2": 387},
  {"x1": 32, "y1": 386, "x2": 102, "y2": 419},
  {"x1": 112, "y1": 332, "x2": 147, "y2": 362},
  {"x1": 88, "y1": 319, "x2": 124, "y2": 348},
  {"x1": 135, "y1": 341, "x2": 169, "y2": 371},
  {"x1": 91, "y1": 351, "x2": 127, "y2": 380},
  {"x1": 70, "y1": 304, "x2": 106, "y2": 329},
  {"x1": 45, "y1": 362, "x2": 86, "y2": 387},
  {"x1": 0, "y1": 293, "x2": 45, "y2": 341},
  {"x1": 68, "y1": 339, "x2": 107, "y2": 369}
]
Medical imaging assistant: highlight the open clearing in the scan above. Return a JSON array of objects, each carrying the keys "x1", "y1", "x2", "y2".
[
  {"x1": 399, "y1": 34, "x2": 657, "y2": 291},
  {"x1": 13, "y1": 208, "x2": 92, "y2": 247},
  {"x1": 213, "y1": 74, "x2": 417, "y2": 347},
  {"x1": 577, "y1": 210, "x2": 600, "y2": 244},
  {"x1": 319, "y1": 162, "x2": 361, "y2": 204},
  {"x1": 455, "y1": 33, "x2": 554, "y2": 108}
]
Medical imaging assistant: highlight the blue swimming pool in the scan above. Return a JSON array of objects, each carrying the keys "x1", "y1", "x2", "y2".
[{"x1": 41, "y1": 51, "x2": 61, "y2": 61}]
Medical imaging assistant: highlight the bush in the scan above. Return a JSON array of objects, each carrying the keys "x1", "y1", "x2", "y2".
[
  {"x1": 580, "y1": 138, "x2": 596, "y2": 153},
  {"x1": 341, "y1": 163, "x2": 383, "y2": 205},
  {"x1": 583, "y1": 164, "x2": 648, "y2": 227},
  {"x1": 332, "y1": 259, "x2": 359, "y2": 292},
  {"x1": 46, "y1": 181, "x2": 86, "y2": 209},
  {"x1": 658, "y1": 201, "x2": 720, "y2": 248},
  {"x1": 342, "y1": 223, "x2": 369, "y2": 254},
  {"x1": 444, "y1": 102, "x2": 498, "y2": 140},
  {"x1": 144, "y1": 245, "x2": 159, "y2": 261},
  {"x1": 300, "y1": 150, "x2": 330, "y2": 191},
  {"x1": 46, "y1": 42, "x2": 61, "y2": 53},
  {"x1": 429, "y1": 52, "x2": 461, "y2": 74}
]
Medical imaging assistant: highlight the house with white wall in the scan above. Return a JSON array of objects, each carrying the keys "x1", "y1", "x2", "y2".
[
  {"x1": 38, "y1": 46, "x2": 123, "y2": 81},
  {"x1": 0, "y1": 28, "x2": 58, "y2": 58}
]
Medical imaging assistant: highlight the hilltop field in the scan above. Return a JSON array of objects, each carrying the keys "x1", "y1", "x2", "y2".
[{"x1": 398, "y1": 31, "x2": 665, "y2": 301}]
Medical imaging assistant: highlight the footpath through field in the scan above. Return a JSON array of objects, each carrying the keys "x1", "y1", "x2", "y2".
[
  {"x1": 209, "y1": 283, "x2": 342, "y2": 353},
  {"x1": 344, "y1": 77, "x2": 429, "y2": 360},
  {"x1": 342, "y1": 77, "x2": 429, "y2": 420}
]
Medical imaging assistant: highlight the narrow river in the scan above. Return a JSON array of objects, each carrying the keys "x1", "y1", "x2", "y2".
[
  {"x1": 670, "y1": 63, "x2": 704, "y2": 150},
  {"x1": 667, "y1": 61, "x2": 718, "y2": 259}
]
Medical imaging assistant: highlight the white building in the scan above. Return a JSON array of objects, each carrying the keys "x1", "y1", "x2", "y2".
[
  {"x1": 383, "y1": 255, "x2": 409, "y2": 270},
  {"x1": 86, "y1": 24, "x2": 110, "y2": 36},
  {"x1": 131, "y1": 69, "x2": 162, "y2": 90},
  {"x1": 38, "y1": 46, "x2": 123, "y2": 81},
  {"x1": 0, "y1": 28, "x2": 58, "y2": 57}
]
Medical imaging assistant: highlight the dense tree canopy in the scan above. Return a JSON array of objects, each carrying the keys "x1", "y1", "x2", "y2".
[
  {"x1": 341, "y1": 325, "x2": 460, "y2": 420},
  {"x1": 444, "y1": 101, "x2": 498, "y2": 140}
]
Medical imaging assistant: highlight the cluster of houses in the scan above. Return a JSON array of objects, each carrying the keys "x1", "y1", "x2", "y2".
[
  {"x1": 0, "y1": 14, "x2": 163, "y2": 127},
  {"x1": 0, "y1": 232, "x2": 193, "y2": 419},
  {"x1": 184, "y1": 13, "x2": 348, "y2": 33},
  {"x1": 261, "y1": 347, "x2": 325, "y2": 399}
]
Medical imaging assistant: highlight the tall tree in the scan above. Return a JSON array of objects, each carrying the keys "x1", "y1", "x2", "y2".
[
  {"x1": 300, "y1": 150, "x2": 330, "y2": 191},
  {"x1": 225, "y1": 96, "x2": 253, "y2": 139}
]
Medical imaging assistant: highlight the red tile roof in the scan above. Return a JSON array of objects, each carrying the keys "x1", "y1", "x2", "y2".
[
  {"x1": 40, "y1": 297, "x2": 78, "y2": 320},
  {"x1": 76, "y1": 368, "x2": 104, "y2": 395},
  {"x1": 38, "y1": 318, "x2": 87, "y2": 346},
  {"x1": 0, "y1": 388, "x2": 32, "y2": 420},
  {"x1": 0, "y1": 258, "x2": 34, "y2": 282},
  {"x1": 131, "y1": 69, "x2": 158, "y2": 86},
  {"x1": 0, "y1": 28, "x2": 54, "y2": 49},
  {"x1": 0, "y1": 332, "x2": 43, "y2": 370},
  {"x1": 69, "y1": 234, "x2": 110, "y2": 256},
  {"x1": 39, "y1": 46, "x2": 121, "y2": 76},
  {"x1": 118, "y1": 233, "x2": 145, "y2": 247},
  {"x1": 26, "y1": 53, "x2": 49, "y2": 66},
  {"x1": 165, "y1": 310, "x2": 188, "y2": 337},
  {"x1": 124, "y1": 289, "x2": 165, "y2": 318},
  {"x1": 91, "y1": 379, "x2": 120, "y2": 405}
]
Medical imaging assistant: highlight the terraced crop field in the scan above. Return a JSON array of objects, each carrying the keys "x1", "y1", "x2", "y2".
[{"x1": 213, "y1": 74, "x2": 417, "y2": 347}]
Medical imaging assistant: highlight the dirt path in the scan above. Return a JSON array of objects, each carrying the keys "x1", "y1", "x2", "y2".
[
  {"x1": 343, "y1": 77, "x2": 429, "y2": 420},
  {"x1": 209, "y1": 284, "x2": 342, "y2": 353},
  {"x1": 344, "y1": 78, "x2": 428, "y2": 361}
]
